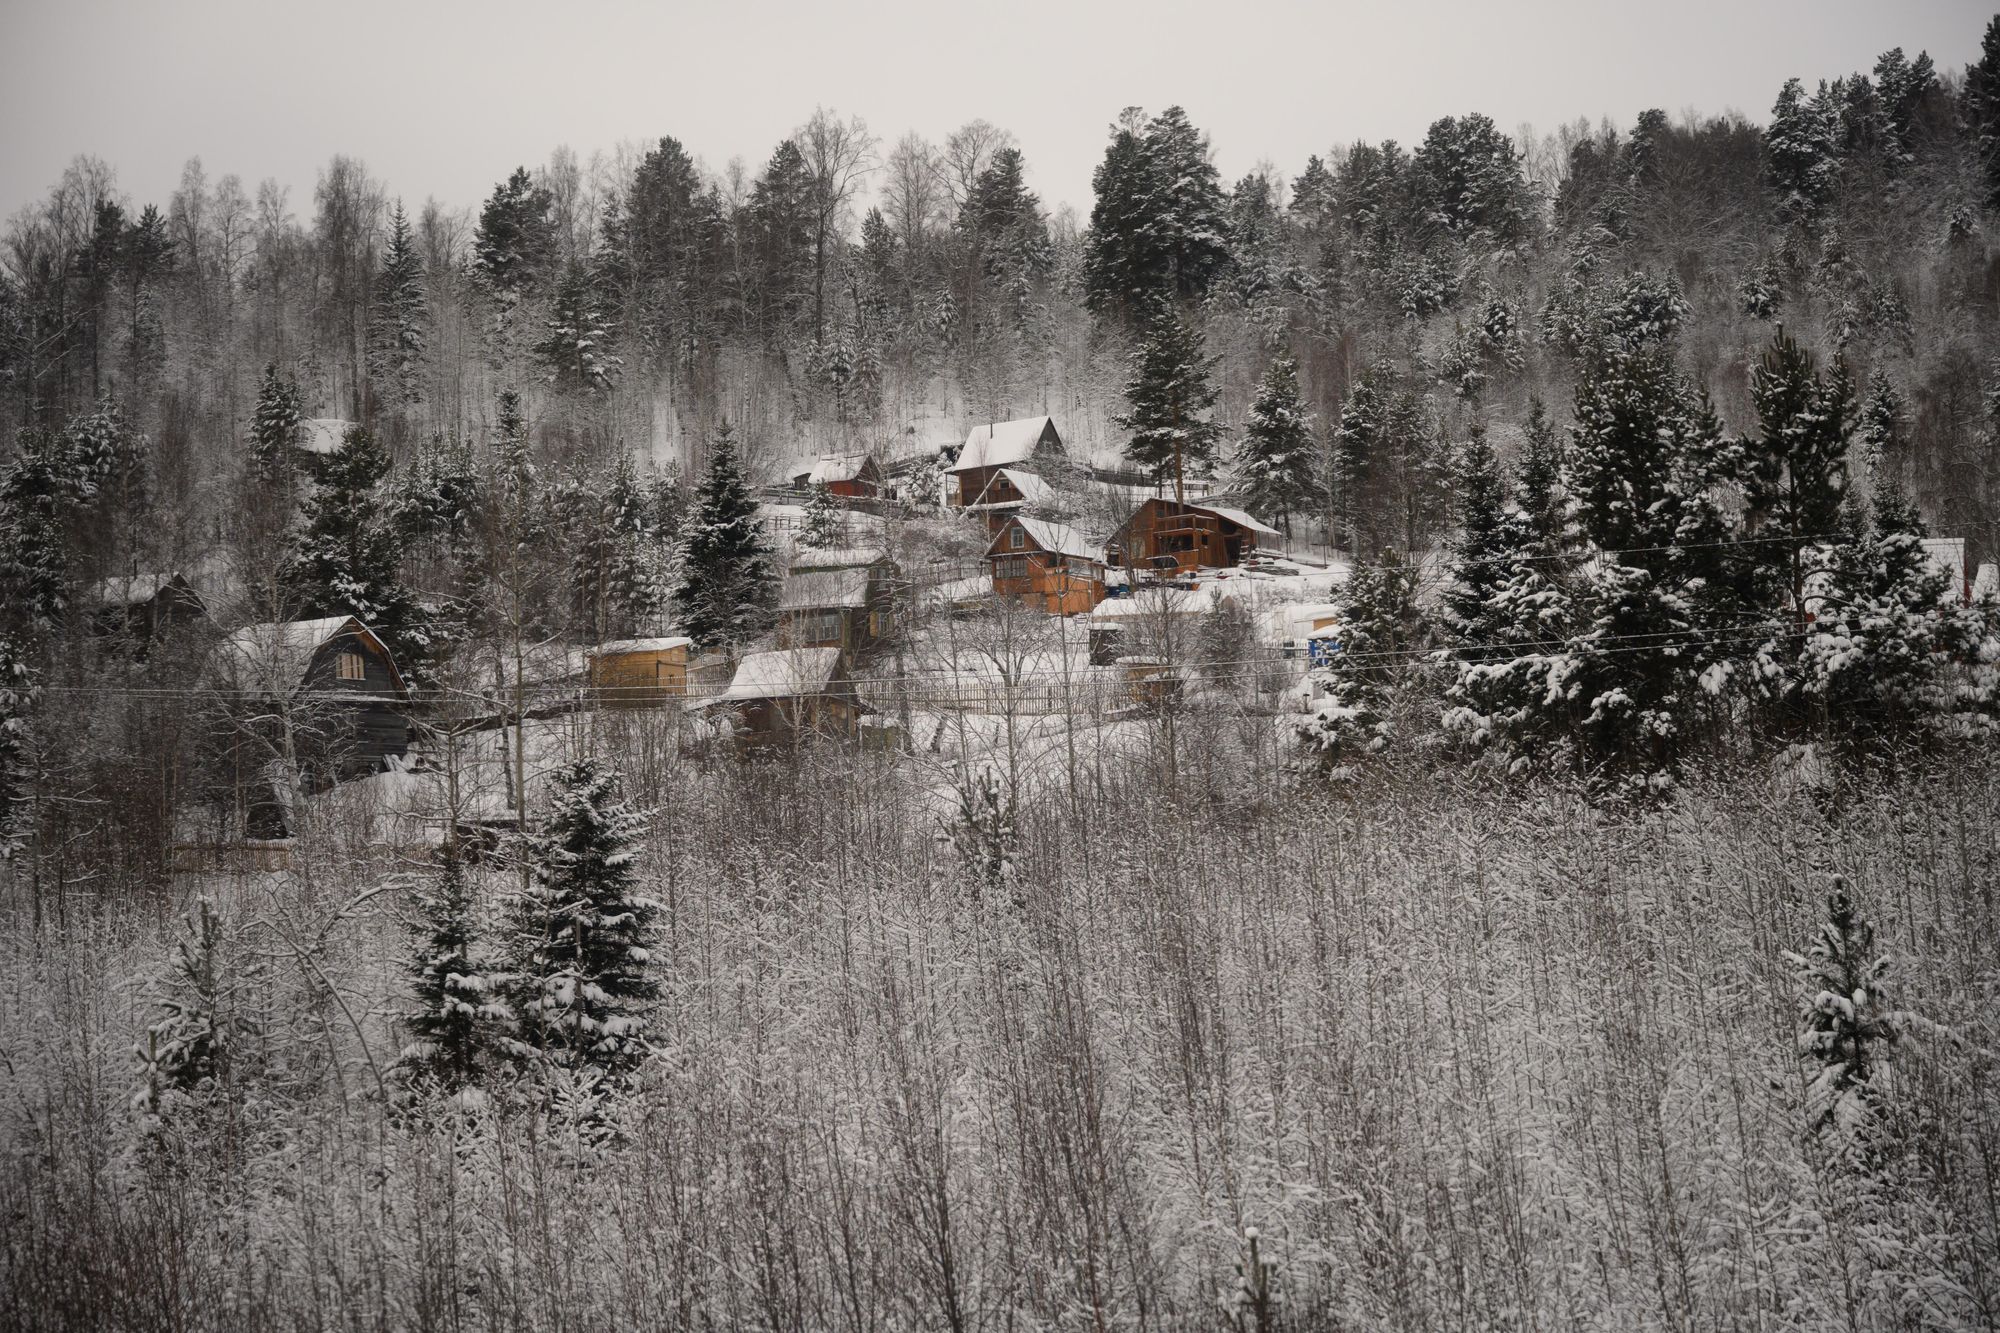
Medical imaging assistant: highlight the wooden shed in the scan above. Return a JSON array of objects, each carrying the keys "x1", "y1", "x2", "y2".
[
  {"x1": 88, "y1": 571, "x2": 208, "y2": 644},
  {"x1": 986, "y1": 515, "x2": 1107, "y2": 615},
  {"x1": 689, "y1": 647, "x2": 865, "y2": 747},
  {"x1": 949, "y1": 416, "x2": 1065, "y2": 509},
  {"x1": 790, "y1": 454, "x2": 883, "y2": 500},
  {"x1": 1106, "y1": 497, "x2": 1282, "y2": 573},
  {"x1": 586, "y1": 636, "x2": 693, "y2": 708}
]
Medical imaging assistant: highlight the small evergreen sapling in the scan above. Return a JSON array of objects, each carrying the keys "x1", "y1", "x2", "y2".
[
  {"x1": 802, "y1": 481, "x2": 842, "y2": 549},
  {"x1": 133, "y1": 899, "x2": 260, "y2": 1117},
  {"x1": 944, "y1": 766, "x2": 1017, "y2": 908},
  {"x1": 501, "y1": 759, "x2": 659, "y2": 1077},
  {"x1": 1786, "y1": 883, "x2": 1899, "y2": 1157}
]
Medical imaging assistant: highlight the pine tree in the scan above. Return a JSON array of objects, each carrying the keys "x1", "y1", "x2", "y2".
[
  {"x1": 369, "y1": 201, "x2": 428, "y2": 405},
  {"x1": 1113, "y1": 307, "x2": 1223, "y2": 498},
  {"x1": 1083, "y1": 106, "x2": 1231, "y2": 320},
  {"x1": 1234, "y1": 354, "x2": 1318, "y2": 534},
  {"x1": 474, "y1": 167, "x2": 557, "y2": 305},
  {"x1": 500, "y1": 759, "x2": 658, "y2": 1076},
  {"x1": 397, "y1": 838, "x2": 497, "y2": 1093},
  {"x1": 801, "y1": 481, "x2": 841, "y2": 548},
  {"x1": 1767, "y1": 77, "x2": 1842, "y2": 224},
  {"x1": 250, "y1": 362, "x2": 303, "y2": 483},
  {"x1": 671, "y1": 421, "x2": 778, "y2": 648}
]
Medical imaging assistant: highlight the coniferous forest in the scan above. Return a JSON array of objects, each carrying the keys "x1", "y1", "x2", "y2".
[{"x1": 4, "y1": 11, "x2": 2000, "y2": 1331}]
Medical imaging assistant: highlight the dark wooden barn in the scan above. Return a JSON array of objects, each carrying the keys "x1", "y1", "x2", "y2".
[{"x1": 1105, "y1": 497, "x2": 1282, "y2": 574}]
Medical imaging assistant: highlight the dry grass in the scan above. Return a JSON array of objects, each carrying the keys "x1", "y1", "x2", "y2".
[{"x1": 3, "y1": 744, "x2": 1996, "y2": 1331}]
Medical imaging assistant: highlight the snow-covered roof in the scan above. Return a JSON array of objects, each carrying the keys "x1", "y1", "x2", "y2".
[
  {"x1": 1921, "y1": 537, "x2": 1967, "y2": 599},
  {"x1": 1976, "y1": 562, "x2": 1998, "y2": 600},
  {"x1": 588, "y1": 636, "x2": 692, "y2": 657},
  {"x1": 790, "y1": 546, "x2": 888, "y2": 572},
  {"x1": 706, "y1": 647, "x2": 843, "y2": 703},
  {"x1": 1090, "y1": 585, "x2": 1218, "y2": 619},
  {"x1": 297, "y1": 418, "x2": 356, "y2": 455},
  {"x1": 90, "y1": 571, "x2": 196, "y2": 607},
  {"x1": 211, "y1": 615, "x2": 403, "y2": 696},
  {"x1": 965, "y1": 468, "x2": 1056, "y2": 510},
  {"x1": 988, "y1": 516, "x2": 1102, "y2": 564},
  {"x1": 778, "y1": 568, "x2": 871, "y2": 611},
  {"x1": 951, "y1": 416, "x2": 1059, "y2": 473},
  {"x1": 1190, "y1": 502, "x2": 1282, "y2": 538},
  {"x1": 803, "y1": 454, "x2": 874, "y2": 485}
]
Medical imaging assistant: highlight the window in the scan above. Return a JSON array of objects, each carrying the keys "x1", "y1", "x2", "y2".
[
  {"x1": 336, "y1": 651, "x2": 367, "y2": 681},
  {"x1": 1009, "y1": 526, "x2": 1025, "y2": 550}
]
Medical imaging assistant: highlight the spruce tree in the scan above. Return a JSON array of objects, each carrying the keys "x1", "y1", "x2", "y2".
[
  {"x1": 1113, "y1": 307, "x2": 1223, "y2": 499},
  {"x1": 1296, "y1": 549, "x2": 1423, "y2": 768},
  {"x1": 500, "y1": 759, "x2": 658, "y2": 1076},
  {"x1": 0, "y1": 636, "x2": 35, "y2": 859},
  {"x1": 133, "y1": 899, "x2": 262, "y2": 1117},
  {"x1": 397, "y1": 838, "x2": 496, "y2": 1093},
  {"x1": 369, "y1": 201, "x2": 429, "y2": 405},
  {"x1": 1516, "y1": 397, "x2": 1565, "y2": 545},
  {"x1": 535, "y1": 262, "x2": 623, "y2": 394},
  {"x1": 1785, "y1": 883, "x2": 1899, "y2": 1152},
  {"x1": 671, "y1": 421, "x2": 778, "y2": 648},
  {"x1": 1234, "y1": 354, "x2": 1319, "y2": 535},
  {"x1": 280, "y1": 424, "x2": 425, "y2": 669},
  {"x1": 1743, "y1": 327, "x2": 1853, "y2": 628},
  {"x1": 1438, "y1": 425, "x2": 1509, "y2": 646},
  {"x1": 1967, "y1": 17, "x2": 2000, "y2": 208},
  {"x1": 250, "y1": 363, "x2": 303, "y2": 483},
  {"x1": 801, "y1": 481, "x2": 841, "y2": 548},
  {"x1": 1083, "y1": 106, "x2": 1231, "y2": 320}
]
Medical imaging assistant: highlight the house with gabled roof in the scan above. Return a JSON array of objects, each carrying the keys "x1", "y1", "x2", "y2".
[
  {"x1": 985, "y1": 514, "x2": 1107, "y2": 614},
  {"x1": 88, "y1": 570, "x2": 208, "y2": 645},
  {"x1": 949, "y1": 416, "x2": 1065, "y2": 509},
  {"x1": 788, "y1": 453, "x2": 883, "y2": 500},
  {"x1": 1106, "y1": 496, "x2": 1283, "y2": 574},
  {"x1": 687, "y1": 646, "x2": 866, "y2": 747}
]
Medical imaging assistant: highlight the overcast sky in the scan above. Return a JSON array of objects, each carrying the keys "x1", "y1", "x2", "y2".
[{"x1": 2, "y1": 0, "x2": 1992, "y2": 227}]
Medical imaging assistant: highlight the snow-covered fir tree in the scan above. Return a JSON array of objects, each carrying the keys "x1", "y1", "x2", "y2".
[
  {"x1": 133, "y1": 898, "x2": 260, "y2": 1118},
  {"x1": 1786, "y1": 883, "x2": 1899, "y2": 1154},
  {"x1": 801, "y1": 481, "x2": 841, "y2": 548},
  {"x1": 369, "y1": 202, "x2": 429, "y2": 406},
  {"x1": 0, "y1": 636, "x2": 35, "y2": 858},
  {"x1": 1234, "y1": 353, "x2": 1318, "y2": 535},
  {"x1": 279, "y1": 424, "x2": 427, "y2": 672},
  {"x1": 944, "y1": 766, "x2": 1017, "y2": 909},
  {"x1": 1295, "y1": 548, "x2": 1423, "y2": 771},
  {"x1": 249, "y1": 363, "x2": 303, "y2": 484},
  {"x1": 396, "y1": 837, "x2": 498, "y2": 1093},
  {"x1": 500, "y1": 758, "x2": 659, "y2": 1076},
  {"x1": 671, "y1": 422, "x2": 778, "y2": 649},
  {"x1": 535, "y1": 261, "x2": 623, "y2": 394},
  {"x1": 1743, "y1": 327, "x2": 1853, "y2": 628},
  {"x1": 1114, "y1": 306, "x2": 1223, "y2": 497}
]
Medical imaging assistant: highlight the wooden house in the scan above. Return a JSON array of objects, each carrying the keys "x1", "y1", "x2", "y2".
[
  {"x1": 208, "y1": 615, "x2": 412, "y2": 828},
  {"x1": 1105, "y1": 497, "x2": 1282, "y2": 573},
  {"x1": 586, "y1": 636, "x2": 693, "y2": 708},
  {"x1": 777, "y1": 563, "x2": 896, "y2": 656},
  {"x1": 88, "y1": 571, "x2": 207, "y2": 644},
  {"x1": 986, "y1": 515, "x2": 1107, "y2": 615},
  {"x1": 689, "y1": 647, "x2": 865, "y2": 747},
  {"x1": 949, "y1": 416, "x2": 1064, "y2": 509},
  {"x1": 790, "y1": 454, "x2": 883, "y2": 500}
]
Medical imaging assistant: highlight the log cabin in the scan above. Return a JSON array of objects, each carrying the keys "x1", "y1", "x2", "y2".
[
  {"x1": 586, "y1": 636, "x2": 693, "y2": 708},
  {"x1": 986, "y1": 515, "x2": 1107, "y2": 615},
  {"x1": 1105, "y1": 497, "x2": 1282, "y2": 573},
  {"x1": 949, "y1": 416, "x2": 1065, "y2": 509}
]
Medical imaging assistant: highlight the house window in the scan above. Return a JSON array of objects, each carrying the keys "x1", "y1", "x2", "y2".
[
  {"x1": 336, "y1": 651, "x2": 367, "y2": 681},
  {"x1": 1009, "y1": 526, "x2": 1025, "y2": 550}
]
